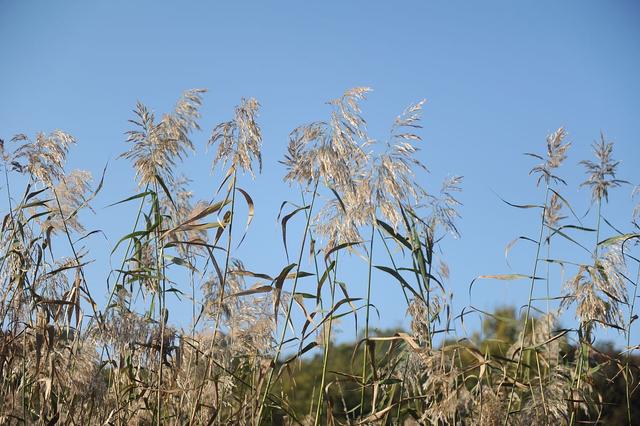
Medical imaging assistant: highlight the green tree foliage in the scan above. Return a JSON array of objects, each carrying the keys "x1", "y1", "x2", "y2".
[{"x1": 279, "y1": 309, "x2": 639, "y2": 424}]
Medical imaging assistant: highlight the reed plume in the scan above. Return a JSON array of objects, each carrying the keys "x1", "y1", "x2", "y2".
[
  {"x1": 209, "y1": 97, "x2": 262, "y2": 177},
  {"x1": 121, "y1": 88, "x2": 205, "y2": 186}
]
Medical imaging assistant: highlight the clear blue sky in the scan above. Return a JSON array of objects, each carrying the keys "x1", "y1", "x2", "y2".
[{"x1": 1, "y1": 1, "x2": 639, "y2": 348}]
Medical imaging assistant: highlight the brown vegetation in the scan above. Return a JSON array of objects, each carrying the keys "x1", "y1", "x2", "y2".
[{"x1": 0, "y1": 88, "x2": 638, "y2": 425}]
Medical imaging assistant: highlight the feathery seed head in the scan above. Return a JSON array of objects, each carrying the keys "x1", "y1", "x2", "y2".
[
  {"x1": 42, "y1": 170, "x2": 93, "y2": 235},
  {"x1": 11, "y1": 131, "x2": 76, "y2": 186},
  {"x1": 209, "y1": 97, "x2": 262, "y2": 177},
  {"x1": 580, "y1": 133, "x2": 626, "y2": 202},
  {"x1": 433, "y1": 176, "x2": 463, "y2": 238},
  {"x1": 544, "y1": 192, "x2": 566, "y2": 228},
  {"x1": 529, "y1": 127, "x2": 570, "y2": 186},
  {"x1": 283, "y1": 88, "x2": 370, "y2": 189},
  {"x1": 370, "y1": 99, "x2": 430, "y2": 229},
  {"x1": 122, "y1": 88, "x2": 206, "y2": 186},
  {"x1": 562, "y1": 244, "x2": 627, "y2": 331}
]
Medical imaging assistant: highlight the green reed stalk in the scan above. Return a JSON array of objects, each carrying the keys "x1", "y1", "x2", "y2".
[
  {"x1": 314, "y1": 253, "x2": 339, "y2": 425},
  {"x1": 151, "y1": 182, "x2": 169, "y2": 426},
  {"x1": 96, "y1": 184, "x2": 149, "y2": 329},
  {"x1": 569, "y1": 197, "x2": 602, "y2": 426},
  {"x1": 360, "y1": 224, "x2": 376, "y2": 415},
  {"x1": 2, "y1": 168, "x2": 30, "y2": 426},
  {"x1": 257, "y1": 180, "x2": 319, "y2": 425},
  {"x1": 375, "y1": 227, "x2": 411, "y2": 423},
  {"x1": 0, "y1": 166, "x2": 20, "y2": 286},
  {"x1": 378, "y1": 229, "x2": 410, "y2": 305},
  {"x1": 625, "y1": 261, "x2": 639, "y2": 425},
  {"x1": 504, "y1": 186, "x2": 549, "y2": 425},
  {"x1": 189, "y1": 167, "x2": 238, "y2": 424},
  {"x1": 212, "y1": 170, "x2": 238, "y2": 343},
  {"x1": 296, "y1": 187, "x2": 330, "y2": 424}
]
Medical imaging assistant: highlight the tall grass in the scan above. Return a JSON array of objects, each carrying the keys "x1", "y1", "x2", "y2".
[{"x1": 0, "y1": 88, "x2": 638, "y2": 425}]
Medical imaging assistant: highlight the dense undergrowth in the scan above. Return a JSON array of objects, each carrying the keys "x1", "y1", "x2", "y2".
[{"x1": 0, "y1": 88, "x2": 638, "y2": 425}]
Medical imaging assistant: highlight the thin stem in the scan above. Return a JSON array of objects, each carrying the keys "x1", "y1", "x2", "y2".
[
  {"x1": 395, "y1": 352, "x2": 410, "y2": 423},
  {"x1": 189, "y1": 167, "x2": 238, "y2": 424},
  {"x1": 594, "y1": 199, "x2": 602, "y2": 259},
  {"x1": 360, "y1": 223, "x2": 376, "y2": 415},
  {"x1": 92, "y1": 184, "x2": 149, "y2": 330},
  {"x1": 625, "y1": 261, "x2": 639, "y2": 425},
  {"x1": 257, "y1": 180, "x2": 319, "y2": 425},
  {"x1": 314, "y1": 255, "x2": 338, "y2": 425},
  {"x1": 378, "y1": 228, "x2": 410, "y2": 306},
  {"x1": 151, "y1": 183, "x2": 167, "y2": 426},
  {"x1": 504, "y1": 186, "x2": 549, "y2": 425},
  {"x1": 569, "y1": 197, "x2": 603, "y2": 426},
  {"x1": 0, "y1": 165, "x2": 17, "y2": 281}
]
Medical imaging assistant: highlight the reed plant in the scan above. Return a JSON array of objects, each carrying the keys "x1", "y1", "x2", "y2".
[{"x1": 0, "y1": 88, "x2": 637, "y2": 425}]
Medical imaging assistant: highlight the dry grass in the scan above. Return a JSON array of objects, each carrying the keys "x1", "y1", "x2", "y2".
[{"x1": 0, "y1": 88, "x2": 638, "y2": 425}]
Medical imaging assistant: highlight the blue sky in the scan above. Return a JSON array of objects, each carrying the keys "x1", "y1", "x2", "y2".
[{"x1": 1, "y1": 1, "x2": 639, "y2": 348}]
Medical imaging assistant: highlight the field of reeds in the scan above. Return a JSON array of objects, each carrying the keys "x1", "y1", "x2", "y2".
[{"x1": 0, "y1": 87, "x2": 638, "y2": 425}]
